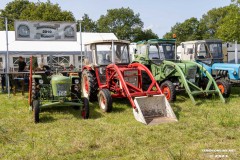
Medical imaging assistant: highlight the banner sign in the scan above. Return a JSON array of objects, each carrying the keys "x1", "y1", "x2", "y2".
[{"x1": 14, "y1": 20, "x2": 77, "y2": 41}]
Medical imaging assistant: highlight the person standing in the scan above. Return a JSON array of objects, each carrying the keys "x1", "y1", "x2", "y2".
[{"x1": 18, "y1": 56, "x2": 26, "y2": 72}]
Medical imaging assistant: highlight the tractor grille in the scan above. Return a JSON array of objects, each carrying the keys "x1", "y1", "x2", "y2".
[
  {"x1": 56, "y1": 84, "x2": 70, "y2": 91},
  {"x1": 186, "y1": 67, "x2": 197, "y2": 80},
  {"x1": 124, "y1": 76, "x2": 138, "y2": 87},
  {"x1": 56, "y1": 84, "x2": 70, "y2": 96}
]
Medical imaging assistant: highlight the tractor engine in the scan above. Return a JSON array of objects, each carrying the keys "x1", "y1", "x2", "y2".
[{"x1": 186, "y1": 66, "x2": 198, "y2": 83}]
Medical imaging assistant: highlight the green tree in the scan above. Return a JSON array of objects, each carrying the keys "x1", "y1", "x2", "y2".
[
  {"x1": 216, "y1": 4, "x2": 240, "y2": 42},
  {"x1": 77, "y1": 14, "x2": 97, "y2": 32},
  {"x1": 0, "y1": 0, "x2": 75, "y2": 31},
  {"x1": 0, "y1": 0, "x2": 30, "y2": 30},
  {"x1": 20, "y1": 1, "x2": 75, "y2": 22},
  {"x1": 133, "y1": 28, "x2": 158, "y2": 42},
  {"x1": 163, "y1": 17, "x2": 202, "y2": 44},
  {"x1": 199, "y1": 6, "x2": 230, "y2": 39},
  {"x1": 97, "y1": 7, "x2": 144, "y2": 41},
  {"x1": 231, "y1": 0, "x2": 240, "y2": 4}
]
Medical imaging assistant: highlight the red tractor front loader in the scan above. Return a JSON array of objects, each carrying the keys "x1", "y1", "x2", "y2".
[{"x1": 81, "y1": 40, "x2": 177, "y2": 125}]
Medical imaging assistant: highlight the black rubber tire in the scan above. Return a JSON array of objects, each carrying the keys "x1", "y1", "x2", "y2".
[
  {"x1": 81, "y1": 97, "x2": 90, "y2": 119},
  {"x1": 81, "y1": 70, "x2": 98, "y2": 102},
  {"x1": 71, "y1": 87, "x2": 81, "y2": 110},
  {"x1": 141, "y1": 71, "x2": 152, "y2": 91},
  {"x1": 98, "y1": 89, "x2": 112, "y2": 112},
  {"x1": 31, "y1": 79, "x2": 36, "y2": 109},
  {"x1": 33, "y1": 100, "x2": 40, "y2": 123},
  {"x1": 160, "y1": 80, "x2": 176, "y2": 102},
  {"x1": 216, "y1": 79, "x2": 231, "y2": 98}
]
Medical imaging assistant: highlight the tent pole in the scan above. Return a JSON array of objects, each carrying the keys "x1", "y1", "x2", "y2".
[
  {"x1": 80, "y1": 21, "x2": 83, "y2": 71},
  {"x1": 4, "y1": 17, "x2": 10, "y2": 97}
]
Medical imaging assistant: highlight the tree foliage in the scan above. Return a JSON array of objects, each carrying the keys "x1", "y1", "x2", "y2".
[
  {"x1": 77, "y1": 14, "x2": 97, "y2": 32},
  {"x1": 20, "y1": 1, "x2": 75, "y2": 22},
  {"x1": 216, "y1": 5, "x2": 240, "y2": 42},
  {"x1": 199, "y1": 6, "x2": 230, "y2": 39},
  {"x1": 164, "y1": 17, "x2": 202, "y2": 44},
  {"x1": 97, "y1": 7, "x2": 145, "y2": 41},
  {"x1": 0, "y1": 0, "x2": 75, "y2": 30},
  {"x1": 164, "y1": 2, "x2": 239, "y2": 43},
  {"x1": 0, "y1": 0, "x2": 30, "y2": 30},
  {"x1": 133, "y1": 28, "x2": 158, "y2": 42}
]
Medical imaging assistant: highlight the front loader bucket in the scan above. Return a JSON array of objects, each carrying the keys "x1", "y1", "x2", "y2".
[{"x1": 133, "y1": 95, "x2": 178, "y2": 125}]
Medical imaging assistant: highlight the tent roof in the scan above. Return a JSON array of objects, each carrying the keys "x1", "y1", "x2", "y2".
[{"x1": 0, "y1": 31, "x2": 118, "y2": 54}]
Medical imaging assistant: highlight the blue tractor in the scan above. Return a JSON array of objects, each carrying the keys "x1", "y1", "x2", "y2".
[{"x1": 180, "y1": 39, "x2": 239, "y2": 97}]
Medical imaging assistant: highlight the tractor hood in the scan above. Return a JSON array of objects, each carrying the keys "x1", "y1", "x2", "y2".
[
  {"x1": 163, "y1": 60, "x2": 198, "y2": 81},
  {"x1": 174, "y1": 62, "x2": 197, "y2": 74},
  {"x1": 51, "y1": 75, "x2": 71, "y2": 97},
  {"x1": 212, "y1": 63, "x2": 240, "y2": 80}
]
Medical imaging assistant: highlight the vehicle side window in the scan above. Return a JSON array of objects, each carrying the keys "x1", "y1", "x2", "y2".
[
  {"x1": 209, "y1": 43, "x2": 223, "y2": 58},
  {"x1": 149, "y1": 45, "x2": 160, "y2": 59},
  {"x1": 197, "y1": 44, "x2": 207, "y2": 57},
  {"x1": 140, "y1": 45, "x2": 146, "y2": 54},
  {"x1": 184, "y1": 44, "x2": 194, "y2": 55}
]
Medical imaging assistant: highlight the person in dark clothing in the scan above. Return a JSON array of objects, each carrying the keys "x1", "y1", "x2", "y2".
[{"x1": 18, "y1": 56, "x2": 26, "y2": 72}]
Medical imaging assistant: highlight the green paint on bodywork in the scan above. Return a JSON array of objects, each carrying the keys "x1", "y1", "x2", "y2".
[
  {"x1": 51, "y1": 75, "x2": 71, "y2": 97},
  {"x1": 134, "y1": 39, "x2": 225, "y2": 104}
]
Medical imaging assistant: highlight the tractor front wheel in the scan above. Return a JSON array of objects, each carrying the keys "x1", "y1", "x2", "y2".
[
  {"x1": 98, "y1": 89, "x2": 112, "y2": 112},
  {"x1": 81, "y1": 97, "x2": 89, "y2": 119},
  {"x1": 31, "y1": 78, "x2": 36, "y2": 110},
  {"x1": 160, "y1": 80, "x2": 176, "y2": 102},
  {"x1": 216, "y1": 79, "x2": 231, "y2": 98},
  {"x1": 81, "y1": 70, "x2": 98, "y2": 102},
  {"x1": 33, "y1": 100, "x2": 40, "y2": 123}
]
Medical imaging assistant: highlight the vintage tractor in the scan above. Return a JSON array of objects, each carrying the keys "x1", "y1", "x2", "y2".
[
  {"x1": 134, "y1": 39, "x2": 225, "y2": 104},
  {"x1": 180, "y1": 39, "x2": 236, "y2": 97},
  {"x1": 28, "y1": 57, "x2": 89, "y2": 123},
  {"x1": 81, "y1": 40, "x2": 177, "y2": 125}
]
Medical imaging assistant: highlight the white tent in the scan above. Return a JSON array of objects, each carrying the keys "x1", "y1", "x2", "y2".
[
  {"x1": 0, "y1": 31, "x2": 118, "y2": 70},
  {"x1": 0, "y1": 31, "x2": 117, "y2": 54}
]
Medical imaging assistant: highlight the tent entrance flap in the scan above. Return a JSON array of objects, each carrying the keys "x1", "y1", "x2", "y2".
[{"x1": 133, "y1": 95, "x2": 178, "y2": 125}]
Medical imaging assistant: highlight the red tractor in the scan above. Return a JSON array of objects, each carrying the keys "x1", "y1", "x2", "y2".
[{"x1": 81, "y1": 40, "x2": 177, "y2": 125}]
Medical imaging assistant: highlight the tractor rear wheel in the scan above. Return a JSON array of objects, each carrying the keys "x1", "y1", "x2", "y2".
[
  {"x1": 160, "y1": 80, "x2": 176, "y2": 102},
  {"x1": 81, "y1": 70, "x2": 98, "y2": 102},
  {"x1": 33, "y1": 100, "x2": 40, "y2": 123},
  {"x1": 216, "y1": 79, "x2": 231, "y2": 98},
  {"x1": 98, "y1": 89, "x2": 112, "y2": 112},
  {"x1": 81, "y1": 97, "x2": 89, "y2": 119}
]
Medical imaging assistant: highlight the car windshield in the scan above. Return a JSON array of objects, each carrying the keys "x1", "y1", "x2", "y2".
[
  {"x1": 206, "y1": 42, "x2": 223, "y2": 59},
  {"x1": 149, "y1": 43, "x2": 175, "y2": 61},
  {"x1": 96, "y1": 43, "x2": 130, "y2": 65}
]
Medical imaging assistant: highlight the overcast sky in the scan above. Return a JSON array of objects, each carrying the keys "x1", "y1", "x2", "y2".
[{"x1": 0, "y1": 0, "x2": 231, "y2": 37}]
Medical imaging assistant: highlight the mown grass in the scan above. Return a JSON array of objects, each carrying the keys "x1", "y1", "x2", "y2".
[{"x1": 0, "y1": 89, "x2": 239, "y2": 160}]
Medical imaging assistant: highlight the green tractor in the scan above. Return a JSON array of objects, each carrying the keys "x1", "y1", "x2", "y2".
[
  {"x1": 134, "y1": 39, "x2": 225, "y2": 104},
  {"x1": 29, "y1": 58, "x2": 89, "y2": 123}
]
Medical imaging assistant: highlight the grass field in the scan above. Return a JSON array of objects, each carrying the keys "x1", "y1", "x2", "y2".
[{"x1": 0, "y1": 89, "x2": 239, "y2": 160}]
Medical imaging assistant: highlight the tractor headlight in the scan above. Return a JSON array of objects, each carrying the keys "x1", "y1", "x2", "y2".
[
  {"x1": 74, "y1": 79, "x2": 80, "y2": 84},
  {"x1": 39, "y1": 79, "x2": 44, "y2": 84},
  {"x1": 233, "y1": 71, "x2": 237, "y2": 75}
]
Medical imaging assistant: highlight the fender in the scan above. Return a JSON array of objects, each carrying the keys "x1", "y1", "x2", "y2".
[{"x1": 212, "y1": 63, "x2": 240, "y2": 80}]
